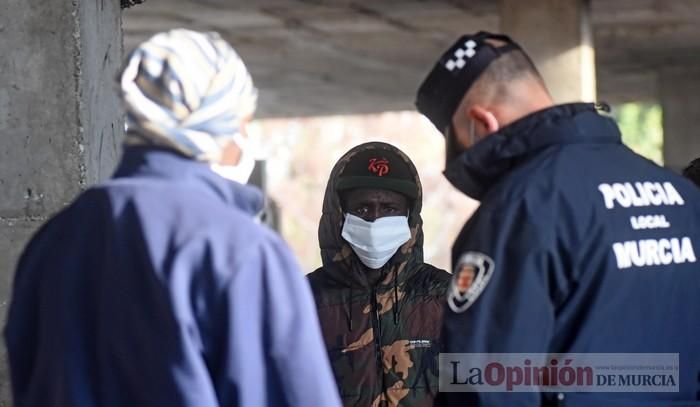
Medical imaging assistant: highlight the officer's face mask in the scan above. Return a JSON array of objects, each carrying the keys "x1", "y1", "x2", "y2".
[
  {"x1": 443, "y1": 117, "x2": 495, "y2": 201},
  {"x1": 444, "y1": 118, "x2": 479, "y2": 165},
  {"x1": 341, "y1": 213, "x2": 412, "y2": 270},
  {"x1": 211, "y1": 133, "x2": 256, "y2": 184}
]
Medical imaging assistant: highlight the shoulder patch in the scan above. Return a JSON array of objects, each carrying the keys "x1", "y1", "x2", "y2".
[{"x1": 447, "y1": 252, "x2": 495, "y2": 313}]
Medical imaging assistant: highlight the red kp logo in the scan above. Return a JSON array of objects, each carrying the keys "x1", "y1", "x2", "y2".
[{"x1": 368, "y1": 158, "x2": 390, "y2": 177}]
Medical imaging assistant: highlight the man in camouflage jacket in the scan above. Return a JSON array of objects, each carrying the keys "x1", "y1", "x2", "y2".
[{"x1": 308, "y1": 142, "x2": 451, "y2": 406}]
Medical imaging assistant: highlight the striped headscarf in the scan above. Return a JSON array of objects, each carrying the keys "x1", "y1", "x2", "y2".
[{"x1": 118, "y1": 29, "x2": 258, "y2": 163}]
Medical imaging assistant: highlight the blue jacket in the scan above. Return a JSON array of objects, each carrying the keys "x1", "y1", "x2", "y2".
[
  {"x1": 4, "y1": 147, "x2": 342, "y2": 407},
  {"x1": 442, "y1": 103, "x2": 700, "y2": 406}
]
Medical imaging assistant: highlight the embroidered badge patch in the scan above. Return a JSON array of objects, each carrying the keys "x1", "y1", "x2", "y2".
[
  {"x1": 447, "y1": 252, "x2": 495, "y2": 313},
  {"x1": 368, "y1": 157, "x2": 390, "y2": 176}
]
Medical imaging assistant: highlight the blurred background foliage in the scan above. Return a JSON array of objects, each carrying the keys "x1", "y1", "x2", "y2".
[{"x1": 613, "y1": 103, "x2": 664, "y2": 165}]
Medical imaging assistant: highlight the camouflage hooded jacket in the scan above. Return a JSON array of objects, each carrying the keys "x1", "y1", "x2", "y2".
[{"x1": 307, "y1": 142, "x2": 451, "y2": 407}]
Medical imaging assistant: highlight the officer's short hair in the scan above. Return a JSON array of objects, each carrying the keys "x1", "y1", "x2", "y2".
[
  {"x1": 466, "y1": 39, "x2": 547, "y2": 105},
  {"x1": 682, "y1": 157, "x2": 700, "y2": 187}
]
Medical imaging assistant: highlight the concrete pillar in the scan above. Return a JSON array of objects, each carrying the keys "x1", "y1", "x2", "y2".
[
  {"x1": 660, "y1": 68, "x2": 700, "y2": 172},
  {"x1": 0, "y1": 0, "x2": 123, "y2": 403},
  {"x1": 500, "y1": 0, "x2": 596, "y2": 103}
]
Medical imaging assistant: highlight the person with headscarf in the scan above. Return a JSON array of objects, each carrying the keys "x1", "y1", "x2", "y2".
[
  {"x1": 4, "y1": 29, "x2": 341, "y2": 407},
  {"x1": 307, "y1": 142, "x2": 451, "y2": 406}
]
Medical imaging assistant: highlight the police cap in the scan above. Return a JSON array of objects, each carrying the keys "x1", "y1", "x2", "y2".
[{"x1": 415, "y1": 31, "x2": 522, "y2": 134}]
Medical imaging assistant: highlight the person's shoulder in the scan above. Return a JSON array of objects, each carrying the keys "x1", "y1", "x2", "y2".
[
  {"x1": 479, "y1": 148, "x2": 559, "y2": 213},
  {"x1": 201, "y1": 221, "x2": 300, "y2": 291},
  {"x1": 225, "y1": 219, "x2": 290, "y2": 262},
  {"x1": 34, "y1": 187, "x2": 112, "y2": 237},
  {"x1": 420, "y1": 263, "x2": 451, "y2": 280},
  {"x1": 89, "y1": 170, "x2": 227, "y2": 217},
  {"x1": 184, "y1": 200, "x2": 272, "y2": 257},
  {"x1": 14, "y1": 187, "x2": 113, "y2": 272},
  {"x1": 480, "y1": 141, "x2": 642, "y2": 215},
  {"x1": 478, "y1": 170, "x2": 545, "y2": 220},
  {"x1": 406, "y1": 263, "x2": 451, "y2": 293},
  {"x1": 306, "y1": 266, "x2": 341, "y2": 293},
  {"x1": 548, "y1": 142, "x2": 700, "y2": 206},
  {"x1": 306, "y1": 267, "x2": 325, "y2": 283},
  {"x1": 104, "y1": 176, "x2": 269, "y2": 242}
]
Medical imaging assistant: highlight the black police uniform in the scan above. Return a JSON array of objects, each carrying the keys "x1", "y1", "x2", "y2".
[{"x1": 416, "y1": 32, "x2": 700, "y2": 406}]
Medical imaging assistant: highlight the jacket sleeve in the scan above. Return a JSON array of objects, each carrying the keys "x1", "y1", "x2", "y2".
[
  {"x1": 213, "y1": 231, "x2": 341, "y2": 407},
  {"x1": 3, "y1": 237, "x2": 41, "y2": 403},
  {"x1": 442, "y1": 197, "x2": 567, "y2": 406}
]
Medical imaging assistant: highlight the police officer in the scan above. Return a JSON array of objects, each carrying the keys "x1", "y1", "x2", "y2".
[{"x1": 416, "y1": 32, "x2": 700, "y2": 406}]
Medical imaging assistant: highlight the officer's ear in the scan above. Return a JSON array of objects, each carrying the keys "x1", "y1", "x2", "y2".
[{"x1": 468, "y1": 105, "x2": 499, "y2": 137}]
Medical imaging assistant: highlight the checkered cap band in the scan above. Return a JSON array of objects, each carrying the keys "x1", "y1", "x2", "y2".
[{"x1": 415, "y1": 32, "x2": 519, "y2": 133}]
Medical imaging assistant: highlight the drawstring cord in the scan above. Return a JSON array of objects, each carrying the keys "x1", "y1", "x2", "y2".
[
  {"x1": 348, "y1": 287, "x2": 354, "y2": 331},
  {"x1": 345, "y1": 267, "x2": 400, "y2": 331},
  {"x1": 393, "y1": 266, "x2": 399, "y2": 325}
]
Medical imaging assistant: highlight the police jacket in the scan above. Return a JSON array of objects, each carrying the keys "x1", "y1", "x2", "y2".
[
  {"x1": 308, "y1": 142, "x2": 451, "y2": 406},
  {"x1": 4, "y1": 147, "x2": 341, "y2": 407},
  {"x1": 442, "y1": 103, "x2": 700, "y2": 406}
]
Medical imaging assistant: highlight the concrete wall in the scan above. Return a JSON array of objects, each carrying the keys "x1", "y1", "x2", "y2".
[
  {"x1": 500, "y1": 0, "x2": 597, "y2": 103},
  {"x1": 0, "y1": 0, "x2": 123, "y2": 403}
]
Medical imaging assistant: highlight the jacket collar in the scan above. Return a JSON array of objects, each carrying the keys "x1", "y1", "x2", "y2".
[
  {"x1": 113, "y1": 146, "x2": 265, "y2": 217},
  {"x1": 444, "y1": 103, "x2": 623, "y2": 200}
]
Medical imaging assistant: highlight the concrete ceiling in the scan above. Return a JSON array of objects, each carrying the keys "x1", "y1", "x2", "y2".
[{"x1": 123, "y1": 0, "x2": 700, "y2": 118}]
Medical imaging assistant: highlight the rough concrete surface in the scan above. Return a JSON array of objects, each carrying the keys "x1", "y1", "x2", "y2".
[
  {"x1": 501, "y1": 0, "x2": 597, "y2": 103},
  {"x1": 0, "y1": 1, "x2": 83, "y2": 218},
  {"x1": 0, "y1": 0, "x2": 123, "y2": 403},
  {"x1": 79, "y1": 0, "x2": 125, "y2": 185}
]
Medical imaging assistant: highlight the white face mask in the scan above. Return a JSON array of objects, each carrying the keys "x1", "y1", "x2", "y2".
[
  {"x1": 211, "y1": 133, "x2": 256, "y2": 184},
  {"x1": 341, "y1": 213, "x2": 412, "y2": 270}
]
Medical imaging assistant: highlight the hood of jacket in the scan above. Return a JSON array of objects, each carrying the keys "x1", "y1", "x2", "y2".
[{"x1": 318, "y1": 142, "x2": 427, "y2": 290}]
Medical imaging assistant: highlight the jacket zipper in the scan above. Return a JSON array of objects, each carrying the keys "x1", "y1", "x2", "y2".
[{"x1": 370, "y1": 287, "x2": 386, "y2": 396}]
